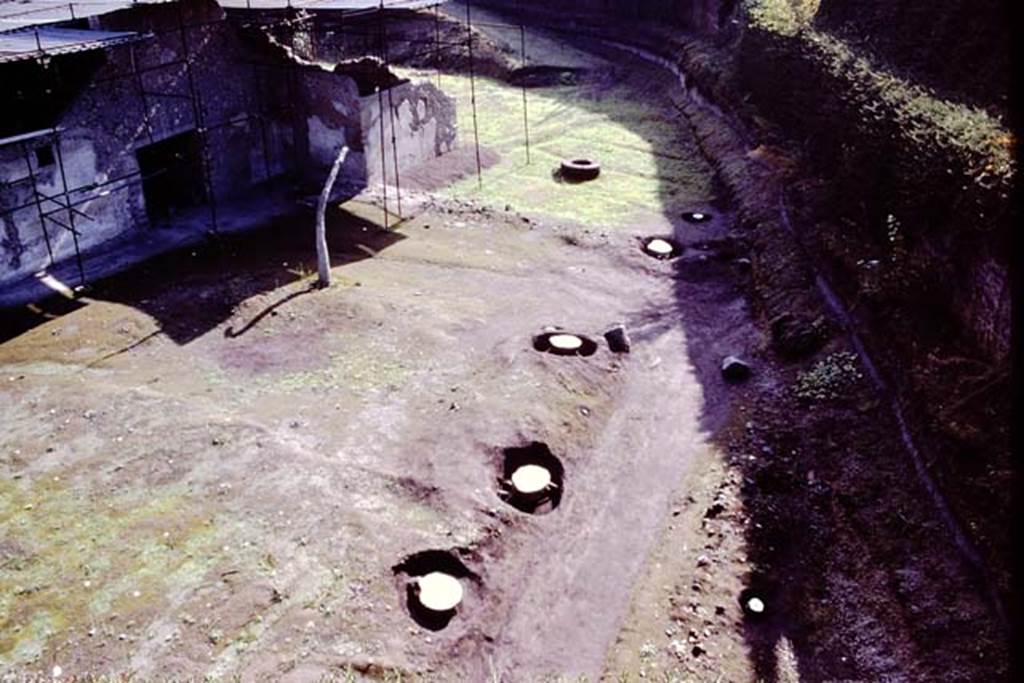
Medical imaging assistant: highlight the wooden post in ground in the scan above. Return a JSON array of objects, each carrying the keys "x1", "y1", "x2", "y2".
[{"x1": 316, "y1": 146, "x2": 349, "y2": 288}]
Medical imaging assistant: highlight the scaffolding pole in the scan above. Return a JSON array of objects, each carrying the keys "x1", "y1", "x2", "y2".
[
  {"x1": 50, "y1": 133, "x2": 86, "y2": 287},
  {"x1": 129, "y1": 44, "x2": 156, "y2": 146},
  {"x1": 520, "y1": 24, "x2": 530, "y2": 165},
  {"x1": 466, "y1": 1, "x2": 483, "y2": 188},
  {"x1": 434, "y1": 3, "x2": 441, "y2": 88},
  {"x1": 21, "y1": 142, "x2": 55, "y2": 266},
  {"x1": 380, "y1": 14, "x2": 403, "y2": 219},
  {"x1": 376, "y1": 1, "x2": 391, "y2": 228},
  {"x1": 177, "y1": 1, "x2": 219, "y2": 236}
]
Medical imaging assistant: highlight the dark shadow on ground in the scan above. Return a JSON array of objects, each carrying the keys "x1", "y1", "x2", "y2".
[
  {"x1": 0, "y1": 206, "x2": 405, "y2": 346},
  {"x1": 459, "y1": 3, "x2": 1010, "y2": 681}
]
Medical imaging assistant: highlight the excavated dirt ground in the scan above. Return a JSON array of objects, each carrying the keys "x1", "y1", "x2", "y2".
[
  {"x1": 0, "y1": 22, "x2": 741, "y2": 680},
  {"x1": 0, "y1": 4, "x2": 1011, "y2": 682}
]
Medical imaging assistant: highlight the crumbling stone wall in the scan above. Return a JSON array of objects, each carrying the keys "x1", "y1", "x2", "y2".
[
  {"x1": 292, "y1": 67, "x2": 363, "y2": 182},
  {"x1": 94, "y1": 0, "x2": 306, "y2": 204},
  {"x1": 0, "y1": 144, "x2": 44, "y2": 273},
  {"x1": 359, "y1": 80, "x2": 457, "y2": 186},
  {"x1": 0, "y1": 1, "x2": 302, "y2": 286},
  {"x1": 1, "y1": 1, "x2": 462, "y2": 290},
  {"x1": 243, "y1": 10, "x2": 460, "y2": 188}
]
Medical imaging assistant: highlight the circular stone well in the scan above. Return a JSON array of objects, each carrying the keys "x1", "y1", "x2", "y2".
[
  {"x1": 533, "y1": 330, "x2": 598, "y2": 357},
  {"x1": 497, "y1": 442, "x2": 564, "y2": 514}
]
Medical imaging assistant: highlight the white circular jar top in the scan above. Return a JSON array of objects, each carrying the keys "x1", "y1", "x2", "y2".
[
  {"x1": 548, "y1": 334, "x2": 583, "y2": 351},
  {"x1": 417, "y1": 572, "x2": 464, "y2": 611},
  {"x1": 511, "y1": 464, "x2": 552, "y2": 494},
  {"x1": 646, "y1": 238, "x2": 674, "y2": 255}
]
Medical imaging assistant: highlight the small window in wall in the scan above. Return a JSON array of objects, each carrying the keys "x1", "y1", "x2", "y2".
[
  {"x1": 35, "y1": 145, "x2": 55, "y2": 168},
  {"x1": 135, "y1": 130, "x2": 206, "y2": 224}
]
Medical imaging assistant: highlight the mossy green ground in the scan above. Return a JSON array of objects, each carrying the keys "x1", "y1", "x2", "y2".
[
  {"x1": 405, "y1": 70, "x2": 714, "y2": 226},
  {"x1": 0, "y1": 478, "x2": 222, "y2": 663}
]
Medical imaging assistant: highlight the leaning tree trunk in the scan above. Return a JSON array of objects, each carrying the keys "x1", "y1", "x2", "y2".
[{"x1": 315, "y1": 145, "x2": 350, "y2": 288}]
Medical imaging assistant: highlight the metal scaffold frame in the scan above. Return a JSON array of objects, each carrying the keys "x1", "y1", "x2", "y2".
[{"x1": 0, "y1": 0, "x2": 538, "y2": 289}]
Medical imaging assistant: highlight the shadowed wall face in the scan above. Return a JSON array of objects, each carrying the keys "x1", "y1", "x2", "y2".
[
  {"x1": 0, "y1": 0, "x2": 328, "y2": 286},
  {"x1": 0, "y1": 0, "x2": 458, "y2": 292},
  {"x1": 474, "y1": 0, "x2": 740, "y2": 33}
]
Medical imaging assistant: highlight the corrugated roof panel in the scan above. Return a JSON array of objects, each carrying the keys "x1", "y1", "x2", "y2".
[
  {"x1": 0, "y1": 26, "x2": 141, "y2": 62},
  {"x1": 0, "y1": 0, "x2": 446, "y2": 32},
  {"x1": 218, "y1": 0, "x2": 445, "y2": 9},
  {"x1": 0, "y1": 2, "x2": 136, "y2": 32}
]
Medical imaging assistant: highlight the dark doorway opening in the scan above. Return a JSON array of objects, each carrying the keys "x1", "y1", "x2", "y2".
[{"x1": 136, "y1": 130, "x2": 206, "y2": 224}]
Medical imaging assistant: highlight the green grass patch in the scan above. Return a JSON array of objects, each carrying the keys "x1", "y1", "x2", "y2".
[{"x1": 404, "y1": 70, "x2": 714, "y2": 226}]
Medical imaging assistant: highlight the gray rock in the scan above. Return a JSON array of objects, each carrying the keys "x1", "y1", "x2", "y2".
[
  {"x1": 604, "y1": 324, "x2": 631, "y2": 353},
  {"x1": 721, "y1": 356, "x2": 751, "y2": 382}
]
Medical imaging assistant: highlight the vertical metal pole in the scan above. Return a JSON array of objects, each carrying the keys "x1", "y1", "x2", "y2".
[
  {"x1": 434, "y1": 4, "x2": 441, "y2": 88},
  {"x1": 466, "y1": 2, "x2": 483, "y2": 188},
  {"x1": 46, "y1": 60, "x2": 85, "y2": 286},
  {"x1": 130, "y1": 44, "x2": 155, "y2": 146},
  {"x1": 51, "y1": 133, "x2": 86, "y2": 287},
  {"x1": 283, "y1": 16, "x2": 301, "y2": 180},
  {"x1": 21, "y1": 141, "x2": 55, "y2": 265},
  {"x1": 381, "y1": 18, "x2": 402, "y2": 219},
  {"x1": 376, "y1": 1, "x2": 390, "y2": 228},
  {"x1": 178, "y1": 2, "x2": 219, "y2": 234},
  {"x1": 253, "y1": 63, "x2": 272, "y2": 181},
  {"x1": 519, "y1": 24, "x2": 530, "y2": 165}
]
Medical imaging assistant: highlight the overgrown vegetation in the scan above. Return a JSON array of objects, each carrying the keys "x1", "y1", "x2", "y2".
[
  {"x1": 742, "y1": 0, "x2": 1014, "y2": 232},
  {"x1": 793, "y1": 351, "x2": 862, "y2": 401},
  {"x1": 740, "y1": 0, "x2": 1013, "y2": 609}
]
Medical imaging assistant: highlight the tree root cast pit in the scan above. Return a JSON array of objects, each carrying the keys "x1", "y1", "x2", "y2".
[
  {"x1": 393, "y1": 550, "x2": 480, "y2": 631},
  {"x1": 642, "y1": 236, "x2": 683, "y2": 259},
  {"x1": 497, "y1": 441, "x2": 564, "y2": 514},
  {"x1": 739, "y1": 579, "x2": 778, "y2": 623},
  {"x1": 682, "y1": 210, "x2": 713, "y2": 224},
  {"x1": 533, "y1": 330, "x2": 598, "y2": 357}
]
